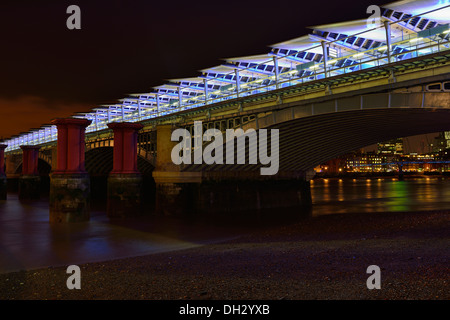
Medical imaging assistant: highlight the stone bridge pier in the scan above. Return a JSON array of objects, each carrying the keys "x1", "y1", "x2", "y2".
[
  {"x1": 152, "y1": 124, "x2": 202, "y2": 216},
  {"x1": 48, "y1": 119, "x2": 148, "y2": 222},
  {"x1": 107, "y1": 122, "x2": 144, "y2": 218},
  {"x1": 152, "y1": 124, "x2": 313, "y2": 220},
  {"x1": 49, "y1": 118, "x2": 91, "y2": 223},
  {"x1": 194, "y1": 171, "x2": 314, "y2": 222}
]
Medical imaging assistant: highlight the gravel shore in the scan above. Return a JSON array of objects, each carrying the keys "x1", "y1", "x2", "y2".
[{"x1": 0, "y1": 210, "x2": 448, "y2": 300}]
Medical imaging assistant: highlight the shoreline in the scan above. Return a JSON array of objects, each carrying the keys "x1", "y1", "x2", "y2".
[{"x1": 0, "y1": 209, "x2": 448, "y2": 300}]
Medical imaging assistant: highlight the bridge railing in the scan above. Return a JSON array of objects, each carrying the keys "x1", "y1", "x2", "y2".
[
  {"x1": 81, "y1": 5, "x2": 450, "y2": 130},
  {"x1": 4, "y1": 5, "x2": 450, "y2": 152}
]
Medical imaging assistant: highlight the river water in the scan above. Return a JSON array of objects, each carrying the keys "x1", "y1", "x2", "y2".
[
  {"x1": 1, "y1": 176, "x2": 449, "y2": 273},
  {"x1": 311, "y1": 176, "x2": 450, "y2": 215}
]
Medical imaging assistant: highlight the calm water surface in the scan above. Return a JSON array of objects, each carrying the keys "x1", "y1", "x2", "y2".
[
  {"x1": 1, "y1": 176, "x2": 449, "y2": 273},
  {"x1": 311, "y1": 176, "x2": 450, "y2": 215}
]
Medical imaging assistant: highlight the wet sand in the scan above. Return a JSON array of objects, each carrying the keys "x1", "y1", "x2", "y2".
[{"x1": 0, "y1": 209, "x2": 448, "y2": 300}]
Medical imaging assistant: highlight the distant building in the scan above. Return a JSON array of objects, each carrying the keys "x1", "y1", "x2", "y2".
[
  {"x1": 316, "y1": 135, "x2": 450, "y2": 174},
  {"x1": 431, "y1": 131, "x2": 450, "y2": 153},
  {"x1": 346, "y1": 151, "x2": 383, "y2": 172},
  {"x1": 378, "y1": 138, "x2": 403, "y2": 155}
]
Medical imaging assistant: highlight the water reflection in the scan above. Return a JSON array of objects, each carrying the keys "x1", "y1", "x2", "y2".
[
  {"x1": 0, "y1": 194, "x2": 244, "y2": 274},
  {"x1": 311, "y1": 176, "x2": 450, "y2": 215},
  {"x1": 1, "y1": 177, "x2": 450, "y2": 273}
]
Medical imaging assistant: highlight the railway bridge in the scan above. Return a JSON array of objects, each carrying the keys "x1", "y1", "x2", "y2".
[{"x1": 1, "y1": 0, "x2": 450, "y2": 222}]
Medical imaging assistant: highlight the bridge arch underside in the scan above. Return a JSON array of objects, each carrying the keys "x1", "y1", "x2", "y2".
[
  {"x1": 275, "y1": 108, "x2": 450, "y2": 172},
  {"x1": 15, "y1": 158, "x2": 52, "y2": 176},
  {"x1": 85, "y1": 147, "x2": 155, "y2": 200},
  {"x1": 85, "y1": 147, "x2": 155, "y2": 175},
  {"x1": 184, "y1": 108, "x2": 450, "y2": 175},
  {"x1": 9, "y1": 159, "x2": 52, "y2": 194}
]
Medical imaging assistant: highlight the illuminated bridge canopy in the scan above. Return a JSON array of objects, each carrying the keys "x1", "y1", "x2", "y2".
[{"x1": 4, "y1": 0, "x2": 450, "y2": 152}]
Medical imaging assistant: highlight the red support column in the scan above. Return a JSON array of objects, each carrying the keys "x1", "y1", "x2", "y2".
[
  {"x1": 108, "y1": 122, "x2": 143, "y2": 174},
  {"x1": 0, "y1": 144, "x2": 7, "y2": 200},
  {"x1": 0, "y1": 144, "x2": 6, "y2": 176},
  {"x1": 107, "y1": 122, "x2": 144, "y2": 218},
  {"x1": 18, "y1": 145, "x2": 41, "y2": 200},
  {"x1": 51, "y1": 118, "x2": 91, "y2": 173},
  {"x1": 20, "y1": 146, "x2": 41, "y2": 175},
  {"x1": 49, "y1": 118, "x2": 92, "y2": 223}
]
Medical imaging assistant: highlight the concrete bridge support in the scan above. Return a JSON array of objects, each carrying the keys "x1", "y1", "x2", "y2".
[
  {"x1": 107, "y1": 122, "x2": 144, "y2": 218},
  {"x1": 152, "y1": 124, "x2": 312, "y2": 219},
  {"x1": 152, "y1": 125, "x2": 201, "y2": 216},
  {"x1": 0, "y1": 144, "x2": 7, "y2": 200},
  {"x1": 49, "y1": 118, "x2": 91, "y2": 223},
  {"x1": 19, "y1": 146, "x2": 41, "y2": 200},
  {"x1": 195, "y1": 174, "x2": 313, "y2": 222}
]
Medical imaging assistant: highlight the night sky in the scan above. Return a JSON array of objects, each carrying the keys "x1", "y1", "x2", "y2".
[{"x1": 0, "y1": 0, "x2": 438, "y2": 152}]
